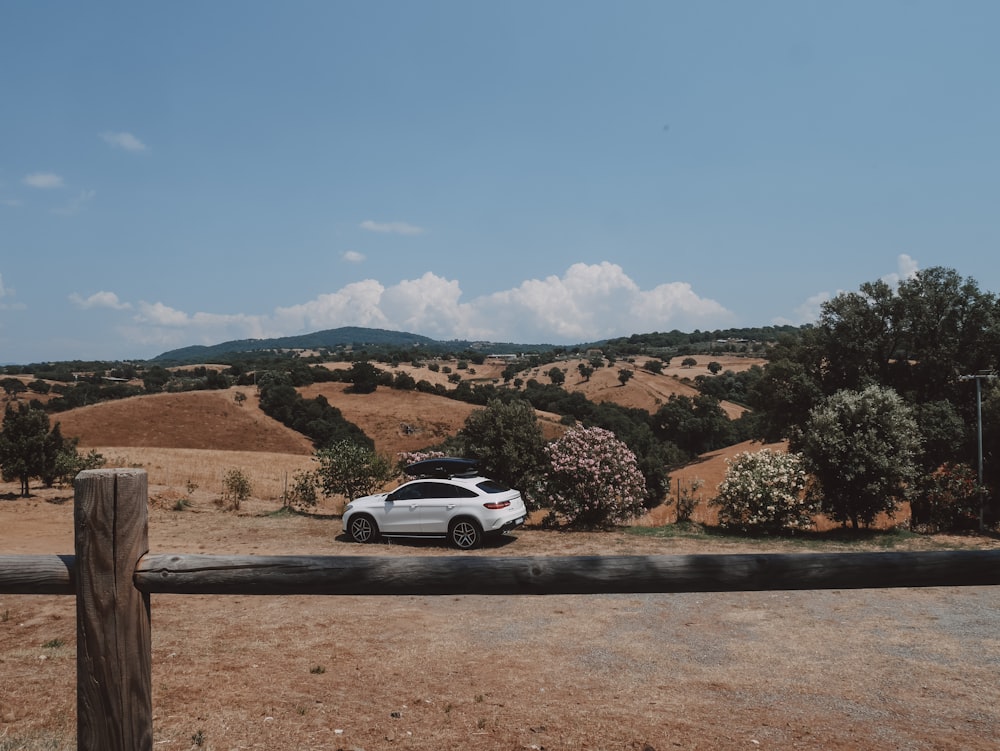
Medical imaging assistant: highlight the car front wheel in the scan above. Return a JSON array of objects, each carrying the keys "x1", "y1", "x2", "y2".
[
  {"x1": 449, "y1": 518, "x2": 483, "y2": 550},
  {"x1": 348, "y1": 514, "x2": 380, "y2": 544}
]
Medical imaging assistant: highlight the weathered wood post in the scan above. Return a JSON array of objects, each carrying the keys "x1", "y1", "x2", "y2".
[{"x1": 74, "y1": 469, "x2": 153, "y2": 751}]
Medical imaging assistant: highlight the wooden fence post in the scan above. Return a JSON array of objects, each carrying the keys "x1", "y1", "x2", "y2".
[{"x1": 74, "y1": 469, "x2": 153, "y2": 751}]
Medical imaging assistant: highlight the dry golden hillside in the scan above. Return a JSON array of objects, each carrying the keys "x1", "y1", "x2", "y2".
[{"x1": 11, "y1": 353, "x2": 765, "y2": 506}]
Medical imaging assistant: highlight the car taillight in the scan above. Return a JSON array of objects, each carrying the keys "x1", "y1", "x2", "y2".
[{"x1": 483, "y1": 500, "x2": 511, "y2": 510}]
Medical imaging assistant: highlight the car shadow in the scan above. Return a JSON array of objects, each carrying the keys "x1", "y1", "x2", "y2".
[{"x1": 333, "y1": 533, "x2": 520, "y2": 551}]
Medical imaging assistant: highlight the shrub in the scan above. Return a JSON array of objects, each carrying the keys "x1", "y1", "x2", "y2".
[
  {"x1": 711, "y1": 448, "x2": 814, "y2": 534},
  {"x1": 542, "y1": 426, "x2": 646, "y2": 528},
  {"x1": 314, "y1": 440, "x2": 395, "y2": 502},
  {"x1": 674, "y1": 478, "x2": 704, "y2": 523},
  {"x1": 220, "y1": 468, "x2": 252, "y2": 511},
  {"x1": 910, "y1": 462, "x2": 980, "y2": 532},
  {"x1": 285, "y1": 469, "x2": 320, "y2": 511}
]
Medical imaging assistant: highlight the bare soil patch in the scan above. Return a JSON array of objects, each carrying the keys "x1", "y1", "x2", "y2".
[
  {"x1": 4, "y1": 371, "x2": 999, "y2": 749},
  {"x1": 3, "y1": 487, "x2": 999, "y2": 751}
]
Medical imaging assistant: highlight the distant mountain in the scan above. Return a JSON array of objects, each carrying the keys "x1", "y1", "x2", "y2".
[{"x1": 150, "y1": 326, "x2": 554, "y2": 364}]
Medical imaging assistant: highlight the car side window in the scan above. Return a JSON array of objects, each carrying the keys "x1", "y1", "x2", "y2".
[
  {"x1": 451, "y1": 486, "x2": 478, "y2": 498},
  {"x1": 422, "y1": 482, "x2": 458, "y2": 500},
  {"x1": 391, "y1": 483, "x2": 424, "y2": 501}
]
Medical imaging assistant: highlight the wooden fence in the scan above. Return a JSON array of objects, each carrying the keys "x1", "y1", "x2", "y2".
[{"x1": 2, "y1": 468, "x2": 1000, "y2": 750}]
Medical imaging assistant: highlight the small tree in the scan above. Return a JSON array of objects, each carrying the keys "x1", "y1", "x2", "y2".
[
  {"x1": 617, "y1": 369, "x2": 634, "y2": 387},
  {"x1": 681, "y1": 357, "x2": 698, "y2": 368},
  {"x1": 577, "y1": 363, "x2": 594, "y2": 382},
  {"x1": 542, "y1": 426, "x2": 647, "y2": 528},
  {"x1": 909, "y1": 462, "x2": 980, "y2": 532},
  {"x1": 346, "y1": 361, "x2": 381, "y2": 394},
  {"x1": 220, "y1": 467, "x2": 252, "y2": 511},
  {"x1": 0, "y1": 402, "x2": 50, "y2": 496},
  {"x1": 0, "y1": 377, "x2": 28, "y2": 397},
  {"x1": 674, "y1": 478, "x2": 703, "y2": 523},
  {"x1": 547, "y1": 367, "x2": 566, "y2": 386},
  {"x1": 794, "y1": 385, "x2": 921, "y2": 529},
  {"x1": 707, "y1": 361, "x2": 723, "y2": 375},
  {"x1": 285, "y1": 469, "x2": 320, "y2": 511},
  {"x1": 314, "y1": 440, "x2": 395, "y2": 502},
  {"x1": 457, "y1": 399, "x2": 546, "y2": 507},
  {"x1": 643, "y1": 360, "x2": 664, "y2": 375},
  {"x1": 711, "y1": 449, "x2": 814, "y2": 534}
]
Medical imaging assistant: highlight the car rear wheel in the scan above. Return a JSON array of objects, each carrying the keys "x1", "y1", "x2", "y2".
[
  {"x1": 348, "y1": 514, "x2": 380, "y2": 544},
  {"x1": 449, "y1": 518, "x2": 483, "y2": 550}
]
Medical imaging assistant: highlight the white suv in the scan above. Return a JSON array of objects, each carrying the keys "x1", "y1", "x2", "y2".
[{"x1": 342, "y1": 459, "x2": 527, "y2": 549}]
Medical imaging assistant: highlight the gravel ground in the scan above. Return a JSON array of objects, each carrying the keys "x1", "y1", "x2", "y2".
[{"x1": 2, "y1": 496, "x2": 999, "y2": 750}]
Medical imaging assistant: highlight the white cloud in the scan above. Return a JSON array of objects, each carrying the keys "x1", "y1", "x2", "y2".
[
  {"x1": 135, "y1": 301, "x2": 192, "y2": 326},
  {"x1": 92, "y1": 263, "x2": 739, "y2": 353},
  {"x1": 23, "y1": 172, "x2": 64, "y2": 189},
  {"x1": 359, "y1": 220, "x2": 425, "y2": 236},
  {"x1": 272, "y1": 280, "x2": 390, "y2": 332},
  {"x1": 881, "y1": 253, "x2": 920, "y2": 287},
  {"x1": 783, "y1": 254, "x2": 923, "y2": 326},
  {"x1": 786, "y1": 291, "x2": 832, "y2": 326},
  {"x1": 466, "y1": 262, "x2": 735, "y2": 342},
  {"x1": 69, "y1": 291, "x2": 132, "y2": 311},
  {"x1": 342, "y1": 250, "x2": 366, "y2": 263},
  {"x1": 100, "y1": 131, "x2": 148, "y2": 152}
]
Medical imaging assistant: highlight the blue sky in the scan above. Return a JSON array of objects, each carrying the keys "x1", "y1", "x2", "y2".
[{"x1": 2, "y1": 1, "x2": 998, "y2": 364}]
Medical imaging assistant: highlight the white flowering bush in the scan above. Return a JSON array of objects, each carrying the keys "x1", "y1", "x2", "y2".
[
  {"x1": 711, "y1": 448, "x2": 815, "y2": 534},
  {"x1": 542, "y1": 426, "x2": 647, "y2": 528}
]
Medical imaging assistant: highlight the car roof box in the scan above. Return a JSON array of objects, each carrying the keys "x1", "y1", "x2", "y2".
[{"x1": 404, "y1": 457, "x2": 480, "y2": 478}]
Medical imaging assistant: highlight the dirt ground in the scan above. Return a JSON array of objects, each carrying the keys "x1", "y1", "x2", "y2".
[
  {"x1": 3, "y1": 369, "x2": 999, "y2": 750},
  {"x1": 2, "y1": 488, "x2": 999, "y2": 751}
]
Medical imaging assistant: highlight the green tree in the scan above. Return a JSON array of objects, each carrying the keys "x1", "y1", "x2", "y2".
[
  {"x1": 617, "y1": 368, "x2": 634, "y2": 387},
  {"x1": 220, "y1": 467, "x2": 252, "y2": 511},
  {"x1": 547, "y1": 367, "x2": 566, "y2": 386},
  {"x1": 457, "y1": 399, "x2": 547, "y2": 507},
  {"x1": 0, "y1": 403, "x2": 50, "y2": 496},
  {"x1": 27, "y1": 379, "x2": 51, "y2": 395},
  {"x1": 142, "y1": 366, "x2": 172, "y2": 394},
  {"x1": 643, "y1": 360, "x2": 663, "y2": 375},
  {"x1": 707, "y1": 361, "x2": 722, "y2": 375},
  {"x1": 347, "y1": 361, "x2": 381, "y2": 394},
  {"x1": 747, "y1": 358, "x2": 823, "y2": 442},
  {"x1": 794, "y1": 385, "x2": 921, "y2": 529},
  {"x1": 315, "y1": 440, "x2": 395, "y2": 502},
  {"x1": 1, "y1": 377, "x2": 28, "y2": 397}
]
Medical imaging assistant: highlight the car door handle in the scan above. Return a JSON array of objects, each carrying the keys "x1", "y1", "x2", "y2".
[
  {"x1": 447, "y1": 504, "x2": 457, "y2": 509},
  {"x1": 409, "y1": 504, "x2": 419, "y2": 510}
]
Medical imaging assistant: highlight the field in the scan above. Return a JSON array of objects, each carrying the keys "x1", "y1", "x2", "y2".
[{"x1": 2, "y1": 361, "x2": 1000, "y2": 749}]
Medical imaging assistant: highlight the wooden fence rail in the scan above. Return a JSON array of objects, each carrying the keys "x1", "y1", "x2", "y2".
[{"x1": 1, "y1": 468, "x2": 999, "y2": 751}]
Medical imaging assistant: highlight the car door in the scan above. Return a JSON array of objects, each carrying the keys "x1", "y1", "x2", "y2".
[
  {"x1": 379, "y1": 482, "x2": 426, "y2": 535},
  {"x1": 420, "y1": 482, "x2": 480, "y2": 534}
]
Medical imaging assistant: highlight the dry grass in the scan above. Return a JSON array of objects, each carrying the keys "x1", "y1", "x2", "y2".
[
  {"x1": 7, "y1": 363, "x2": 998, "y2": 749},
  {"x1": 3, "y1": 492, "x2": 999, "y2": 751}
]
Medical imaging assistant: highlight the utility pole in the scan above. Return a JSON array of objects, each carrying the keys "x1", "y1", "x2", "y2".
[{"x1": 959, "y1": 370, "x2": 996, "y2": 531}]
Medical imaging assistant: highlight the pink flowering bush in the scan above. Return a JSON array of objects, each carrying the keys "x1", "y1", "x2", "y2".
[
  {"x1": 711, "y1": 448, "x2": 815, "y2": 534},
  {"x1": 396, "y1": 450, "x2": 446, "y2": 474},
  {"x1": 542, "y1": 426, "x2": 647, "y2": 528}
]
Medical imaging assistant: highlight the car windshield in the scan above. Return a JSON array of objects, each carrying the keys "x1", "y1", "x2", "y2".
[{"x1": 476, "y1": 480, "x2": 511, "y2": 494}]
